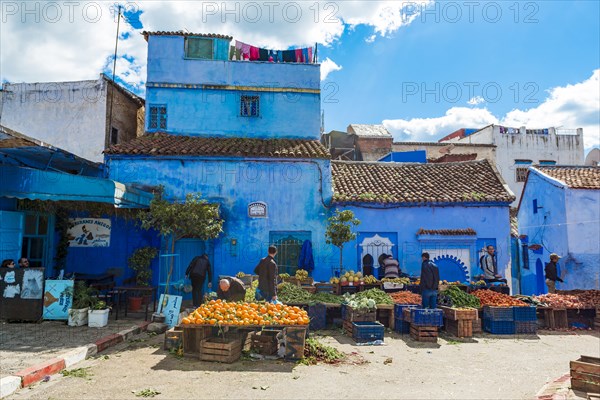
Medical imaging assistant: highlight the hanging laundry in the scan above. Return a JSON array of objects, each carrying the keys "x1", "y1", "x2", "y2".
[
  {"x1": 249, "y1": 46, "x2": 260, "y2": 61},
  {"x1": 302, "y1": 48, "x2": 309, "y2": 64},
  {"x1": 236, "y1": 40, "x2": 251, "y2": 60},
  {"x1": 295, "y1": 48, "x2": 304, "y2": 63},
  {"x1": 308, "y1": 47, "x2": 313, "y2": 63},
  {"x1": 282, "y1": 49, "x2": 295, "y2": 62},
  {"x1": 258, "y1": 48, "x2": 269, "y2": 61}
]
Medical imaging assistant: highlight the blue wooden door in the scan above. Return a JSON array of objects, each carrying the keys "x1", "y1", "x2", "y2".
[
  {"x1": 0, "y1": 211, "x2": 24, "y2": 262},
  {"x1": 535, "y1": 258, "x2": 545, "y2": 294},
  {"x1": 161, "y1": 239, "x2": 209, "y2": 301}
]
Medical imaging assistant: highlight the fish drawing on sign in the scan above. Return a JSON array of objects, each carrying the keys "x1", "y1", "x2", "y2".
[
  {"x1": 44, "y1": 291, "x2": 58, "y2": 307},
  {"x1": 21, "y1": 270, "x2": 43, "y2": 299},
  {"x1": 3, "y1": 284, "x2": 20, "y2": 298}
]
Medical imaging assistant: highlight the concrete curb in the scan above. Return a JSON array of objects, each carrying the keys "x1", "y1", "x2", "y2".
[{"x1": 0, "y1": 321, "x2": 151, "y2": 399}]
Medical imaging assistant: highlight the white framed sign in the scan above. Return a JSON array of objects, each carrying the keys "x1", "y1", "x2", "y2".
[
  {"x1": 67, "y1": 218, "x2": 111, "y2": 247},
  {"x1": 248, "y1": 201, "x2": 267, "y2": 218}
]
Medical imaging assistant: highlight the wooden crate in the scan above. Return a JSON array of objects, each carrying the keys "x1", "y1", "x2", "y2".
[
  {"x1": 343, "y1": 319, "x2": 354, "y2": 335},
  {"x1": 315, "y1": 283, "x2": 335, "y2": 294},
  {"x1": 472, "y1": 318, "x2": 482, "y2": 334},
  {"x1": 182, "y1": 325, "x2": 214, "y2": 357},
  {"x1": 199, "y1": 337, "x2": 242, "y2": 363},
  {"x1": 570, "y1": 355, "x2": 600, "y2": 394},
  {"x1": 299, "y1": 278, "x2": 314, "y2": 285},
  {"x1": 410, "y1": 325, "x2": 438, "y2": 343},
  {"x1": 164, "y1": 328, "x2": 183, "y2": 351},
  {"x1": 251, "y1": 330, "x2": 280, "y2": 356},
  {"x1": 403, "y1": 307, "x2": 412, "y2": 322},
  {"x1": 540, "y1": 308, "x2": 569, "y2": 329},
  {"x1": 440, "y1": 306, "x2": 478, "y2": 321},
  {"x1": 376, "y1": 305, "x2": 395, "y2": 330},
  {"x1": 284, "y1": 326, "x2": 307, "y2": 360},
  {"x1": 281, "y1": 277, "x2": 300, "y2": 286},
  {"x1": 345, "y1": 307, "x2": 377, "y2": 323},
  {"x1": 301, "y1": 285, "x2": 317, "y2": 294},
  {"x1": 595, "y1": 306, "x2": 600, "y2": 330},
  {"x1": 444, "y1": 318, "x2": 473, "y2": 338}
]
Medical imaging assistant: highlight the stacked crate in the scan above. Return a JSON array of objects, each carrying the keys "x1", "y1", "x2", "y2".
[
  {"x1": 409, "y1": 309, "x2": 443, "y2": 343},
  {"x1": 483, "y1": 306, "x2": 515, "y2": 335},
  {"x1": 342, "y1": 305, "x2": 376, "y2": 336},
  {"x1": 440, "y1": 306, "x2": 478, "y2": 338},
  {"x1": 308, "y1": 303, "x2": 327, "y2": 330},
  {"x1": 513, "y1": 306, "x2": 538, "y2": 334},
  {"x1": 351, "y1": 321, "x2": 385, "y2": 343},
  {"x1": 393, "y1": 304, "x2": 417, "y2": 334},
  {"x1": 199, "y1": 337, "x2": 243, "y2": 363},
  {"x1": 570, "y1": 355, "x2": 600, "y2": 394}
]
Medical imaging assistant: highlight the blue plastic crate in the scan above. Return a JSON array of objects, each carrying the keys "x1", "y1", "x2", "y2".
[
  {"x1": 394, "y1": 318, "x2": 410, "y2": 334},
  {"x1": 352, "y1": 321, "x2": 384, "y2": 343},
  {"x1": 513, "y1": 306, "x2": 537, "y2": 322},
  {"x1": 483, "y1": 318, "x2": 515, "y2": 334},
  {"x1": 515, "y1": 321, "x2": 537, "y2": 334},
  {"x1": 483, "y1": 306, "x2": 514, "y2": 322},
  {"x1": 394, "y1": 304, "x2": 419, "y2": 316},
  {"x1": 410, "y1": 309, "x2": 443, "y2": 327},
  {"x1": 340, "y1": 304, "x2": 347, "y2": 320},
  {"x1": 308, "y1": 304, "x2": 327, "y2": 330}
]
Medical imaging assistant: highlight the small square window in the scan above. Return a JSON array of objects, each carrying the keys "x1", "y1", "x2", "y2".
[
  {"x1": 516, "y1": 167, "x2": 529, "y2": 182},
  {"x1": 240, "y1": 95, "x2": 259, "y2": 117},
  {"x1": 185, "y1": 37, "x2": 214, "y2": 59},
  {"x1": 110, "y1": 127, "x2": 119, "y2": 145},
  {"x1": 149, "y1": 105, "x2": 167, "y2": 130}
]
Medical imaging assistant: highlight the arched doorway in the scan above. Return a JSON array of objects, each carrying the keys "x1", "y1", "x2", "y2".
[{"x1": 432, "y1": 255, "x2": 470, "y2": 283}]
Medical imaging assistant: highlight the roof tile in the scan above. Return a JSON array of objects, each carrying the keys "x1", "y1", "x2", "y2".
[
  {"x1": 536, "y1": 166, "x2": 600, "y2": 189},
  {"x1": 331, "y1": 160, "x2": 514, "y2": 204},
  {"x1": 104, "y1": 133, "x2": 330, "y2": 159}
]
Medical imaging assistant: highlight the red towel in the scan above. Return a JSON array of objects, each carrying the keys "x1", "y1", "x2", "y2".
[
  {"x1": 250, "y1": 46, "x2": 259, "y2": 61},
  {"x1": 295, "y1": 48, "x2": 303, "y2": 63}
]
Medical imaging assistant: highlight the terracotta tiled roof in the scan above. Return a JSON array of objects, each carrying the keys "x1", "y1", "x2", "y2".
[
  {"x1": 417, "y1": 228, "x2": 477, "y2": 236},
  {"x1": 429, "y1": 154, "x2": 478, "y2": 163},
  {"x1": 393, "y1": 141, "x2": 495, "y2": 148},
  {"x1": 331, "y1": 160, "x2": 514, "y2": 204},
  {"x1": 104, "y1": 133, "x2": 330, "y2": 159},
  {"x1": 536, "y1": 166, "x2": 600, "y2": 189},
  {"x1": 142, "y1": 31, "x2": 233, "y2": 41}
]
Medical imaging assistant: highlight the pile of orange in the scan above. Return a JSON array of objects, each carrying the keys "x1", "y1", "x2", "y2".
[{"x1": 181, "y1": 299, "x2": 309, "y2": 326}]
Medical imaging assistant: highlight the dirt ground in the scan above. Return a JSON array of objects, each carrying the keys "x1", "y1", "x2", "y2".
[{"x1": 7, "y1": 329, "x2": 600, "y2": 400}]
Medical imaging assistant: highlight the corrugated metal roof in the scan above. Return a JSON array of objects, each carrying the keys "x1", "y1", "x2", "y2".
[{"x1": 142, "y1": 31, "x2": 233, "y2": 41}]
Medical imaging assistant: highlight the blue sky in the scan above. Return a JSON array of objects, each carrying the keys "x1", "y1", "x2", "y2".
[{"x1": 1, "y1": 1, "x2": 598, "y2": 147}]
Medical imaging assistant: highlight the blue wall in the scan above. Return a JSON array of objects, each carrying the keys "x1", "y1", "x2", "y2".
[
  {"x1": 107, "y1": 155, "x2": 335, "y2": 285},
  {"x1": 337, "y1": 204, "x2": 512, "y2": 285},
  {"x1": 146, "y1": 35, "x2": 321, "y2": 139},
  {"x1": 519, "y1": 170, "x2": 599, "y2": 293},
  {"x1": 379, "y1": 151, "x2": 427, "y2": 163},
  {"x1": 146, "y1": 88, "x2": 320, "y2": 139}
]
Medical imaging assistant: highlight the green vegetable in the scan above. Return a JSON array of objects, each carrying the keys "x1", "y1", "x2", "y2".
[
  {"x1": 440, "y1": 286, "x2": 480, "y2": 308},
  {"x1": 278, "y1": 283, "x2": 312, "y2": 304},
  {"x1": 342, "y1": 288, "x2": 393, "y2": 310},
  {"x1": 309, "y1": 292, "x2": 344, "y2": 305}
]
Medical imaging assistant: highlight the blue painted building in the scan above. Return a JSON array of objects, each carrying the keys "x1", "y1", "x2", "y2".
[
  {"x1": 330, "y1": 160, "x2": 515, "y2": 285},
  {"x1": 106, "y1": 32, "x2": 332, "y2": 289},
  {"x1": 0, "y1": 124, "x2": 153, "y2": 281},
  {"x1": 517, "y1": 166, "x2": 600, "y2": 294}
]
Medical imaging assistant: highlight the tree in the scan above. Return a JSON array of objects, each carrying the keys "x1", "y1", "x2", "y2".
[
  {"x1": 138, "y1": 190, "x2": 223, "y2": 296},
  {"x1": 325, "y1": 210, "x2": 361, "y2": 270}
]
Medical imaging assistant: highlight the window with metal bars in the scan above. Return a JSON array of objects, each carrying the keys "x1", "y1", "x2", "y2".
[
  {"x1": 149, "y1": 105, "x2": 167, "y2": 130},
  {"x1": 516, "y1": 167, "x2": 529, "y2": 182},
  {"x1": 185, "y1": 37, "x2": 214, "y2": 59},
  {"x1": 240, "y1": 95, "x2": 259, "y2": 117}
]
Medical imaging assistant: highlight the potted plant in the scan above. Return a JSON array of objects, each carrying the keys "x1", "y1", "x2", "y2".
[
  {"x1": 88, "y1": 300, "x2": 110, "y2": 328},
  {"x1": 127, "y1": 247, "x2": 158, "y2": 310},
  {"x1": 67, "y1": 281, "x2": 95, "y2": 327}
]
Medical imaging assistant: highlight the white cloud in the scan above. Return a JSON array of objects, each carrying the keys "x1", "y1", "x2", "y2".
[
  {"x1": 468, "y1": 96, "x2": 485, "y2": 106},
  {"x1": 0, "y1": 1, "x2": 427, "y2": 90},
  {"x1": 384, "y1": 107, "x2": 499, "y2": 142},
  {"x1": 384, "y1": 70, "x2": 600, "y2": 149},
  {"x1": 320, "y1": 58, "x2": 342, "y2": 81}
]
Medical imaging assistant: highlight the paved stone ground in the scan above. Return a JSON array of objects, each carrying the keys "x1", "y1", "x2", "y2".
[{"x1": 0, "y1": 316, "x2": 147, "y2": 377}]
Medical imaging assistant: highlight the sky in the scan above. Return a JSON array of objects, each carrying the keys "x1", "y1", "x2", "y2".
[{"x1": 1, "y1": 1, "x2": 599, "y2": 150}]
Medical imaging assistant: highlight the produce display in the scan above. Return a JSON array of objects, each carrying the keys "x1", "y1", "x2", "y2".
[
  {"x1": 362, "y1": 275, "x2": 379, "y2": 284},
  {"x1": 329, "y1": 277, "x2": 340, "y2": 284},
  {"x1": 244, "y1": 280, "x2": 259, "y2": 302},
  {"x1": 181, "y1": 299, "x2": 309, "y2": 326},
  {"x1": 278, "y1": 282, "x2": 312, "y2": 304},
  {"x1": 471, "y1": 289, "x2": 527, "y2": 307},
  {"x1": 236, "y1": 272, "x2": 246, "y2": 278},
  {"x1": 381, "y1": 277, "x2": 410, "y2": 285},
  {"x1": 389, "y1": 291, "x2": 422, "y2": 305},
  {"x1": 440, "y1": 280, "x2": 464, "y2": 285},
  {"x1": 343, "y1": 295, "x2": 376, "y2": 310},
  {"x1": 439, "y1": 286, "x2": 480, "y2": 308},
  {"x1": 469, "y1": 280, "x2": 487, "y2": 287},
  {"x1": 533, "y1": 292, "x2": 600, "y2": 309},
  {"x1": 295, "y1": 269, "x2": 309, "y2": 280},
  {"x1": 343, "y1": 288, "x2": 394, "y2": 309},
  {"x1": 340, "y1": 270, "x2": 363, "y2": 285},
  {"x1": 279, "y1": 273, "x2": 291, "y2": 279},
  {"x1": 309, "y1": 292, "x2": 344, "y2": 304}
]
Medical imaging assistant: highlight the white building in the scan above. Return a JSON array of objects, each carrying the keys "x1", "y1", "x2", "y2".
[
  {"x1": 0, "y1": 74, "x2": 144, "y2": 163},
  {"x1": 440, "y1": 125, "x2": 585, "y2": 205}
]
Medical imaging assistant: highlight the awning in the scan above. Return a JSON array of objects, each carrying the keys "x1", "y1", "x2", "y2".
[{"x1": 0, "y1": 165, "x2": 153, "y2": 208}]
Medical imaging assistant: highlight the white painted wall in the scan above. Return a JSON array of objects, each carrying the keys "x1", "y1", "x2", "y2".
[
  {"x1": 453, "y1": 125, "x2": 585, "y2": 205},
  {"x1": 0, "y1": 78, "x2": 108, "y2": 162}
]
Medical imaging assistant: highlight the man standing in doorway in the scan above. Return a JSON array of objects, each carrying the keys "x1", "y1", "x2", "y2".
[
  {"x1": 420, "y1": 252, "x2": 439, "y2": 309},
  {"x1": 185, "y1": 254, "x2": 212, "y2": 308},
  {"x1": 254, "y1": 245, "x2": 278, "y2": 303},
  {"x1": 545, "y1": 253, "x2": 563, "y2": 294}
]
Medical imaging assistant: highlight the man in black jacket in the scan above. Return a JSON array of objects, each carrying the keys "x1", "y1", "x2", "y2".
[
  {"x1": 545, "y1": 253, "x2": 564, "y2": 294},
  {"x1": 185, "y1": 254, "x2": 212, "y2": 307},
  {"x1": 254, "y1": 246, "x2": 278, "y2": 302},
  {"x1": 217, "y1": 277, "x2": 246, "y2": 302},
  {"x1": 420, "y1": 252, "x2": 440, "y2": 309}
]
